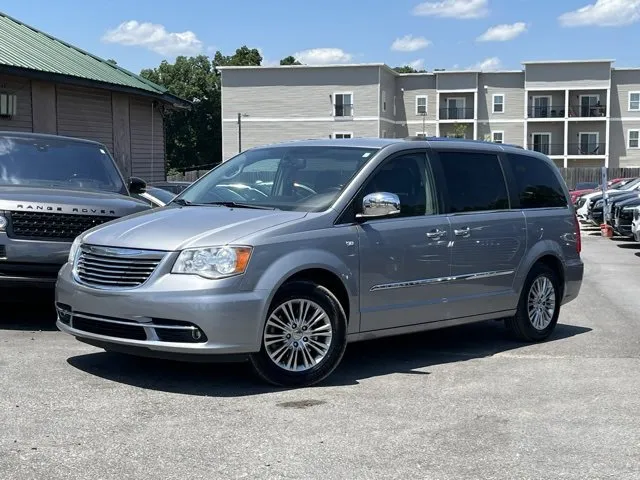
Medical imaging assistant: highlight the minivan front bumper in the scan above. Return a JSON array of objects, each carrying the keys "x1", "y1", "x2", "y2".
[{"x1": 55, "y1": 263, "x2": 270, "y2": 359}]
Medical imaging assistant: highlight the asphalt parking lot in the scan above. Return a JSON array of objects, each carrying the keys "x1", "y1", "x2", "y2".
[{"x1": 1, "y1": 231, "x2": 639, "y2": 480}]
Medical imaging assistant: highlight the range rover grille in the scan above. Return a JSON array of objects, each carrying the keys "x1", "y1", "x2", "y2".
[
  {"x1": 75, "y1": 245, "x2": 166, "y2": 289},
  {"x1": 8, "y1": 211, "x2": 115, "y2": 241}
]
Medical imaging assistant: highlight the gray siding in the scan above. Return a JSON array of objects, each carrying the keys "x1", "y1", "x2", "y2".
[
  {"x1": 609, "y1": 119, "x2": 640, "y2": 167},
  {"x1": 567, "y1": 158, "x2": 604, "y2": 167},
  {"x1": 478, "y1": 121, "x2": 524, "y2": 146},
  {"x1": 379, "y1": 67, "x2": 396, "y2": 128},
  {"x1": 130, "y1": 99, "x2": 165, "y2": 183},
  {"x1": 396, "y1": 75, "x2": 437, "y2": 122},
  {"x1": 436, "y1": 72, "x2": 477, "y2": 90},
  {"x1": 221, "y1": 67, "x2": 380, "y2": 119},
  {"x1": 610, "y1": 70, "x2": 640, "y2": 118},
  {"x1": 568, "y1": 121, "x2": 606, "y2": 151},
  {"x1": 0, "y1": 74, "x2": 32, "y2": 131},
  {"x1": 525, "y1": 62, "x2": 611, "y2": 89},
  {"x1": 57, "y1": 85, "x2": 113, "y2": 152},
  {"x1": 478, "y1": 72, "x2": 524, "y2": 120},
  {"x1": 223, "y1": 120, "x2": 379, "y2": 160}
]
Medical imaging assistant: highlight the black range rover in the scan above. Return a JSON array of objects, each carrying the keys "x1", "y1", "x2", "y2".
[{"x1": 0, "y1": 132, "x2": 153, "y2": 290}]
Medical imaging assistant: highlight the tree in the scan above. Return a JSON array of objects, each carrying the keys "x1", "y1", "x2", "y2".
[
  {"x1": 280, "y1": 56, "x2": 302, "y2": 65},
  {"x1": 393, "y1": 65, "x2": 428, "y2": 73},
  {"x1": 140, "y1": 46, "x2": 262, "y2": 170},
  {"x1": 451, "y1": 122, "x2": 468, "y2": 138}
]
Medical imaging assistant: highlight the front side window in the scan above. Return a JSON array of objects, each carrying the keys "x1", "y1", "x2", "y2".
[
  {"x1": 507, "y1": 153, "x2": 567, "y2": 209},
  {"x1": 0, "y1": 135, "x2": 126, "y2": 194},
  {"x1": 359, "y1": 152, "x2": 438, "y2": 217},
  {"x1": 629, "y1": 130, "x2": 640, "y2": 148},
  {"x1": 438, "y1": 151, "x2": 510, "y2": 213},
  {"x1": 334, "y1": 93, "x2": 353, "y2": 117},
  {"x1": 178, "y1": 145, "x2": 377, "y2": 212},
  {"x1": 493, "y1": 94, "x2": 504, "y2": 113},
  {"x1": 629, "y1": 92, "x2": 640, "y2": 111},
  {"x1": 416, "y1": 95, "x2": 428, "y2": 115}
]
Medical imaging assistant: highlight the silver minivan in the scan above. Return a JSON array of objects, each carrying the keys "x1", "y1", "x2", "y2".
[{"x1": 56, "y1": 138, "x2": 584, "y2": 387}]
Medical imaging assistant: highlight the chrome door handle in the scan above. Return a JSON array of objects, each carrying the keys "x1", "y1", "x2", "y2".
[
  {"x1": 426, "y1": 229, "x2": 447, "y2": 238},
  {"x1": 454, "y1": 227, "x2": 471, "y2": 237}
]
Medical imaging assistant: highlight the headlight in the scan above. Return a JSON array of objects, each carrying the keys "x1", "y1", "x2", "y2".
[
  {"x1": 0, "y1": 213, "x2": 6, "y2": 232},
  {"x1": 171, "y1": 246, "x2": 252, "y2": 279},
  {"x1": 68, "y1": 236, "x2": 82, "y2": 264}
]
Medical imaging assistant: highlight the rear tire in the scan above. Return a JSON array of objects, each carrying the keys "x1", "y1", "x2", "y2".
[
  {"x1": 249, "y1": 281, "x2": 347, "y2": 387},
  {"x1": 506, "y1": 263, "x2": 561, "y2": 342}
]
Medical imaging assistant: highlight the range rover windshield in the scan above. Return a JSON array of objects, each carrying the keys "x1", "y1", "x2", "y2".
[
  {"x1": 0, "y1": 135, "x2": 126, "y2": 194},
  {"x1": 177, "y1": 145, "x2": 378, "y2": 212}
]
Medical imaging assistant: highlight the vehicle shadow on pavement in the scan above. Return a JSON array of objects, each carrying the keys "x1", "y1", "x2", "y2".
[
  {"x1": 66, "y1": 320, "x2": 591, "y2": 396},
  {"x1": 0, "y1": 294, "x2": 57, "y2": 331}
]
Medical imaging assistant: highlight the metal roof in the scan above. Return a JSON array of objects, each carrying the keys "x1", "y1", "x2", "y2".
[{"x1": 0, "y1": 11, "x2": 187, "y2": 105}]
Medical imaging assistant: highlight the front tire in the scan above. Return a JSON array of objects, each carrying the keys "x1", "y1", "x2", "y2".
[
  {"x1": 249, "y1": 281, "x2": 347, "y2": 387},
  {"x1": 506, "y1": 263, "x2": 561, "y2": 342}
]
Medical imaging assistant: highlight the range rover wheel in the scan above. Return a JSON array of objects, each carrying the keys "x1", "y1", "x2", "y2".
[
  {"x1": 506, "y1": 263, "x2": 560, "y2": 342},
  {"x1": 249, "y1": 281, "x2": 347, "y2": 387}
]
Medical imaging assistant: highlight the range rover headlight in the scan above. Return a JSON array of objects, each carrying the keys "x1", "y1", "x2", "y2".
[
  {"x1": 68, "y1": 236, "x2": 83, "y2": 264},
  {"x1": 172, "y1": 246, "x2": 252, "y2": 279},
  {"x1": 0, "y1": 213, "x2": 6, "y2": 232}
]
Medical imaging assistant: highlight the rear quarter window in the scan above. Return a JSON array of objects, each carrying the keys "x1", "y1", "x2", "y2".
[{"x1": 507, "y1": 153, "x2": 567, "y2": 209}]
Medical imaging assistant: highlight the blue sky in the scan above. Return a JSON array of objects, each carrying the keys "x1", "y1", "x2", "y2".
[{"x1": 3, "y1": 0, "x2": 640, "y2": 74}]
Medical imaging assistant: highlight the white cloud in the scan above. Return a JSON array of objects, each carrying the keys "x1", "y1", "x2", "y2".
[
  {"x1": 102, "y1": 21, "x2": 203, "y2": 56},
  {"x1": 412, "y1": 0, "x2": 488, "y2": 19},
  {"x1": 559, "y1": 0, "x2": 640, "y2": 27},
  {"x1": 293, "y1": 48, "x2": 353, "y2": 65},
  {"x1": 409, "y1": 59, "x2": 426, "y2": 70},
  {"x1": 477, "y1": 22, "x2": 528, "y2": 41},
  {"x1": 470, "y1": 57, "x2": 502, "y2": 71},
  {"x1": 391, "y1": 35, "x2": 432, "y2": 52}
]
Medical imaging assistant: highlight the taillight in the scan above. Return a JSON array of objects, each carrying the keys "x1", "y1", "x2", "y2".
[{"x1": 574, "y1": 213, "x2": 582, "y2": 254}]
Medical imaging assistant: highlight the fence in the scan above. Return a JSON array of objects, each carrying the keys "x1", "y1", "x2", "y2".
[{"x1": 167, "y1": 166, "x2": 640, "y2": 191}]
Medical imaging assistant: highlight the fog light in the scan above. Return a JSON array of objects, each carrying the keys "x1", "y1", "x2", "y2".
[
  {"x1": 0, "y1": 214, "x2": 6, "y2": 232},
  {"x1": 192, "y1": 329, "x2": 203, "y2": 341}
]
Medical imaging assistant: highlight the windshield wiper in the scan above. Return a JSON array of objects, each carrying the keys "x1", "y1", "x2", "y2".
[
  {"x1": 200, "y1": 201, "x2": 276, "y2": 210},
  {"x1": 171, "y1": 198, "x2": 193, "y2": 206}
]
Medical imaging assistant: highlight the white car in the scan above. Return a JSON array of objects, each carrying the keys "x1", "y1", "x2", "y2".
[{"x1": 632, "y1": 206, "x2": 640, "y2": 242}]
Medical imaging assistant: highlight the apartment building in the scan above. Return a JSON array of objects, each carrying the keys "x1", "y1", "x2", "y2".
[{"x1": 219, "y1": 59, "x2": 640, "y2": 168}]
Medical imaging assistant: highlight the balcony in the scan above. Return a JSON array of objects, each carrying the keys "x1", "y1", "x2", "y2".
[
  {"x1": 527, "y1": 143, "x2": 565, "y2": 156},
  {"x1": 568, "y1": 143, "x2": 605, "y2": 156},
  {"x1": 527, "y1": 105, "x2": 566, "y2": 119},
  {"x1": 334, "y1": 103, "x2": 353, "y2": 118},
  {"x1": 568, "y1": 104, "x2": 606, "y2": 118},
  {"x1": 438, "y1": 107, "x2": 474, "y2": 120}
]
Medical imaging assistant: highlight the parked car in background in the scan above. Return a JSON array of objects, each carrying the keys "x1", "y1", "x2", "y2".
[
  {"x1": 56, "y1": 137, "x2": 583, "y2": 387},
  {"x1": 0, "y1": 132, "x2": 152, "y2": 291},
  {"x1": 149, "y1": 181, "x2": 192, "y2": 195},
  {"x1": 576, "y1": 178, "x2": 640, "y2": 223},
  {"x1": 572, "y1": 181, "x2": 599, "y2": 191},
  {"x1": 611, "y1": 195, "x2": 640, "y2": 237},
  {"x1": 133, "y1": 185, "x2": 176, "y2": 208},
  {"x1": 571, "y1": 177, "x2": 636, "y2": 206}
]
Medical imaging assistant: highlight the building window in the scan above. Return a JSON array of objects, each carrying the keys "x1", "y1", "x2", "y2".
[
  {"x1": 415, "y1": 132, "x2": 428, "y2": 138},
  {"x1": 333, "y1": 92, "x2": 353, "y2": 117},
  {"x1": 630, "y1": 92, "x2": 640, "y2": 111},
  {"x1": 332, "y1": 132, "x2": 352, "y2": 139},
  {"x1": 492, "y1": 94, "x2": 504, "y2": 113},
  {"x1": 382, "y1": 91, "x2": 387, "y2": 112},
  {"x1": 629, "y1": 130, "x2": 640, "y2": 149},
  {"x1": 492, "y1": 131, "x2": 504, "y2": 143},
  {"x1": 416, "y1": 95, "x2": 428, "y2": 115}
]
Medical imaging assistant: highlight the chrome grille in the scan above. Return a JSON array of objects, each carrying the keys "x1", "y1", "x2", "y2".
[{"x1": 74, "y1": 245, "x2": 166, "y2": 289}]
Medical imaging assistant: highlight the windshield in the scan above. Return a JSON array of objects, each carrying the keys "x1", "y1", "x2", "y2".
[
  {"x1": 177, "y1": 145, "x2": 378, "y2": 211},
  {"x1": 0, "y1": 136, "x2": 126, "y2": 194},
  {"x1": 620, "y1": 178, "x2": 640, "y2": 190},
  {"x1": 146, "y1": 187, "x2": 176, "y2": 204}
]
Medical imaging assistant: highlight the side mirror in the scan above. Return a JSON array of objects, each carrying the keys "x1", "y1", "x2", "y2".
[
  {"x1": 128, "y1": 176, "x2": 147, "y2": 195},
  {"x1": 356, "y1": 192, "x2": 401, "y2": 220}
]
